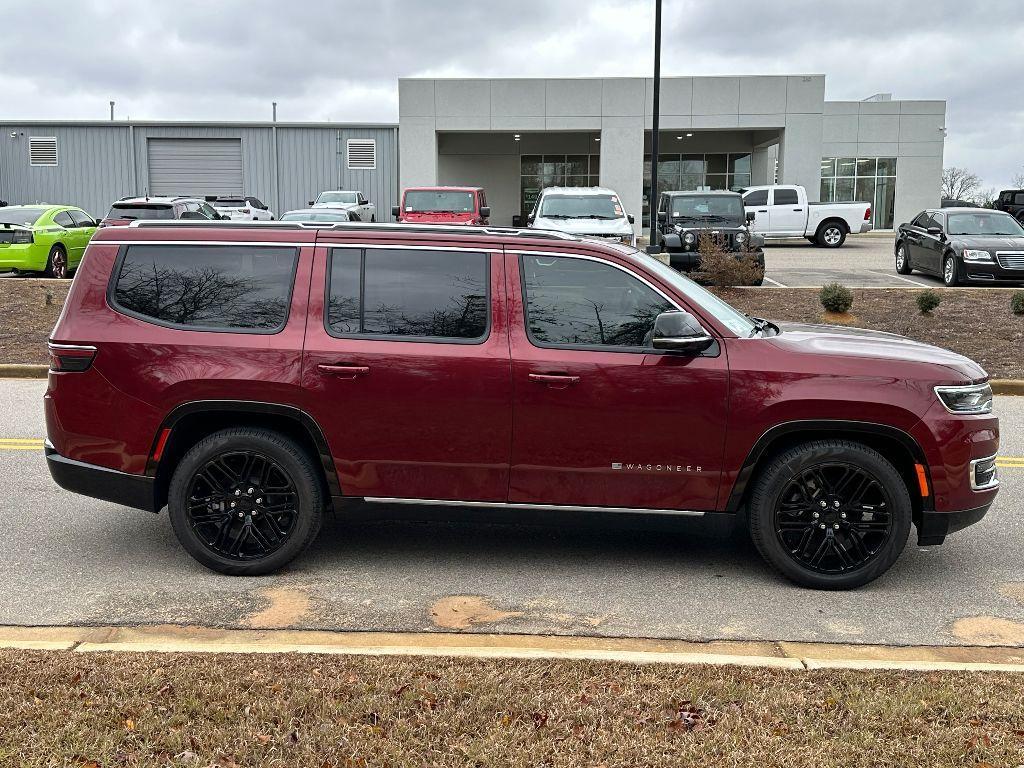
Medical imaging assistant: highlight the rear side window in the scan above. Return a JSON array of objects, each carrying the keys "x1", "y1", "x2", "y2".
[
  {"x1": 112, "y1": 245, "x2": 299, "y2": 332},
  {"x1": 326, "y1": 248, "x2": 488, "y2": 341},
  {"x1": 520, "y1": 255, "x2": 673, "y2": 349},
  {"x1": 1015, "y1": 193, "x2": 1024, "y2": 205},
  {"x1": 772, "y1": 189, "x2": 799, "y2": 206},
  {"x1": 54, "y1": 211, "x2": 75, "y2": 228}
]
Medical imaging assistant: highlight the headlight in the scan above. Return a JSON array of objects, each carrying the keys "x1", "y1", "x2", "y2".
[
  {"x1": 735, "y1": 232, "x2": 747, "y2": 244},
  {"x1": 934, "y1": 383, "x2": 993, "y2": 414},
  {"x1": 683, "y1": 232, "x2": 696, "y2": 245},
  {"x1": 962, "y1": 249, "x2": 993, "y2": 263}
]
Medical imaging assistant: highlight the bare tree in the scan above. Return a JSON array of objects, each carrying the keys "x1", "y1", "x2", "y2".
[
  {"x1": 974, "y1": 188, "x2": 999, "y2": 209},
  {"x1": 1011, "y1": 170, "x2": 1024, "y2": 189},
  {"x1": 942, "y1": 167, "x2": 982, "y2": 201}
]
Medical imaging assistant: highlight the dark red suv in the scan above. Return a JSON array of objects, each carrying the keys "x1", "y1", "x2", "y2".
[{"x1": 45, "y1": 221, "x2": 1000, "y2": 588}]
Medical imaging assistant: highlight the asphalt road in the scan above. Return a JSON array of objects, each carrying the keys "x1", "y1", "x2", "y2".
[{"x1": 3, "y1": 379, "x2": 1022, "y2": 646}]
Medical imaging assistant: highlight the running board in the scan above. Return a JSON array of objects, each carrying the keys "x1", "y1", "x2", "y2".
[{"x1": 361, "y1": 497, "x2": 706, "y2": 517}]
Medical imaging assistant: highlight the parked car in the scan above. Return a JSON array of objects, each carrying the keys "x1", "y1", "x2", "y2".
[
  {"x1": 101, "y1": 196, "x2": 226, "y2": 227},
  {"x1": 280, "y1": 208, "x2": 361, "y2": 223},
  {"x1": 895, "y1": 208, "x2": 1024, "y2": 286},
  {"x1": 392, "y1": 186, "x2": 489, "y2": 225},
  {"x1": 527, "y1": 186, "x2": 635, "y2": 247},
  {"x1": 0, "y1": 204, "x2": 96, "y2": 278},
  {"x1": 310, "y1": 191, "x2": 375, "y2": 222},
  {"x1": 654, "y1": 190, "x2": 764, "y2": 284},
  {"x1": 941, "y1": 197, "x2": 977, "y2": 209},
  {"x1": 742, "y1": 185, "x2": 872, "y2": 247},
  {"x1": 211, "y1": 196, "x2": 274, "y2": 221},
  {"x1": 46, "y1": 219, "x2": 999, "y2": 589},
  {"x1": 994, "y1": 189, "x2": 1024, "y2": 222}
]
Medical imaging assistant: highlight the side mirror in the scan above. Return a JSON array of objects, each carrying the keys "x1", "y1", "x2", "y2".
[
  {"x1": 651, "y1": 311, "x2": 715, "y2": 354},
  {"x1": 479, "y1": 206, "x2": 491, "y2": 218},
  {"x1": 746, "y1": 211, "x2": 756, "y2": 223},
  {"x1": 657, "y1": 211, "x2": 668, "y2": 223},
  {"x1": 391, "y1": 205, "x2": 400, "y2": 217},
  {"x1": 308, "y1": 200, "x2": 315, "y2": 207},
  {"x1": 627, "y1": 214, "x2": 635, "y2": 224}
]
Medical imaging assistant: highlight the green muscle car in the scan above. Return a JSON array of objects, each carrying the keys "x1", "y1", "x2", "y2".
[{"x1": 0, "y1": 204, "x2": 97, "y2": 279}]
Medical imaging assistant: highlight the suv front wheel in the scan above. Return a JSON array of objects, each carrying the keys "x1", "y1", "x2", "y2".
[
  {"x1": 168, "y1": 428, "x2": 324, "y2": 576},
  {"x1": 748, "y1": 439, "x2": 911, "y2": 589}
]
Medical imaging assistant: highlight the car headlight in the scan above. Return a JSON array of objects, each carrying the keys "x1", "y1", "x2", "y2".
[
  {"x1": 962, "y1": 249, "x2": 993, "y2": 263},
  {"x1": 735, "y1": 232, "x2": 747, "y2": 244},
  {"x1": 934, "y1": 383, "x2": 993, "y2": 414},
  {"x1": 683, "y1": 232, "x2": 696, "y2": 245}
]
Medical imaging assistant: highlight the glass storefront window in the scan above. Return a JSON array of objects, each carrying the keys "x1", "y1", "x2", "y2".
[
  {"x1": 820, "y1": 156, "x2": 898, "y2": 229},
  {"x1": 520, "y1": 154, "x2": 602, "y2": 219},
  {"x1": 706, "y1": 154, "x2": 728, "y2": 175},
  {"x1": 729, "y1": 153, "x2": 751, "y2": 175}
]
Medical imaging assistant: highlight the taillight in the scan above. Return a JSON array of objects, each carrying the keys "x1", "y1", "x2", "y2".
[
  {"x1": 864, "y1": 207, "x2": 872, "y2": 221},
  {"x1": 12, "y1": 230, "x2": 33, "y2": 244},
  {"x1": 242, "y1": 208, "x2": 252, "y2": 214},
  {"x1": 48, "y1": 343, "x2": 97, "y2": 373}
]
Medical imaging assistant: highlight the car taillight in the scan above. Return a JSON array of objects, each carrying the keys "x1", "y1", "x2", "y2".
[
  {"x1": 12, "y1": 230, "x2": 33, "y2": 244},
  {"x1": 48, "y1": 343, "x2": 97, "y2": 373},
  {"x1": 242, "y1": 208, "x2": 251, "y2": 214},
  {"x1": 864, "y1": 207, "x2": 872, "y2": 221}
]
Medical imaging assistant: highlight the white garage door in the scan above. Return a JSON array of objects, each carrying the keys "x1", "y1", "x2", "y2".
[{"x1": 147, "y1": 138, "x2": 243, "y2": 197}]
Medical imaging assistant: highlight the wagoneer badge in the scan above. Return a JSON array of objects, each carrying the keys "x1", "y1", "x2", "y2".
[{"x1": 611, "y1": 462, "x2": 702, "y2": 473}]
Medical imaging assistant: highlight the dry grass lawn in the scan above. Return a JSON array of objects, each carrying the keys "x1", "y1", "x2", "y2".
[{"x1": 1, "y1": 649, "x2": 1023, "y2": 767}]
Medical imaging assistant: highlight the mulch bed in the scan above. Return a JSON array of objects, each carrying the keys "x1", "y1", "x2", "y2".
[
  {"x1": 2, "y1": 649, "x2": 1023, "y2": 767},
  {"x1": 1, "y1": 279, "x2": 1021, "y2": 379}
]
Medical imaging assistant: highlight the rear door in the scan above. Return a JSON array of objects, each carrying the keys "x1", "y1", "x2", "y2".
[
  {"x1": 767, "y1": 188, "x2": 805, "y2": 236},
  {"x1": 301, "y1": 236, "x2": 512, "y2": 502}
]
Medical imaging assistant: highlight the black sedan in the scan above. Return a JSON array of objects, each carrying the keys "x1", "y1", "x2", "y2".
[{"x1": 895, "y1": 208, "x2": 1024, "y2": 286}]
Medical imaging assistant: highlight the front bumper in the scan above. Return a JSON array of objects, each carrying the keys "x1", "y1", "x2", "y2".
[
  {"x1": 916, "y1": 503, "x2": 991, "y2": 546},
  {"x1": 962, "y1": 260, "x2": 1024, "y2": 284},
  {"x1": 45, "y1": 441, "x2": 156, "y2": 513}
]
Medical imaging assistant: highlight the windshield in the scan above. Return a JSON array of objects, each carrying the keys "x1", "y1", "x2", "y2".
[
  {"x1": 404, "y1": 190, "x2": 475, "y2": 213},
  {"x1": 317, "y1": 192, "x2": 358, "y2": 205},
  {"x1": 281, "y1": 211, "x2": 351, "y2": 222},
  {"x1": 540, "y1": 194, "x2": 622, "y2": 220},
  {"x1": 213, "y1": 199, "x2": 246, "y2": 208},
  {"x1": 947, "y1": 212, "x2": 1024, "y2": 237},
  {"x1": 0, "y1": 207, "x2": 47, "y2": 226},
  {"x1": 670, "y1": 195, "x2": 744, "y2": 220},
  {"x1": 643, "y1": 256, "x2": 757, "y2": 337},
  {"x1": 107, "y1": 204, "x2": 174, "y2": 221}
]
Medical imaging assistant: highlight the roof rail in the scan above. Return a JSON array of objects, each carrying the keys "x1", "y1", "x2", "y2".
[{"x1": 127, "y1": 219, "x2": 581, "y2": 241}]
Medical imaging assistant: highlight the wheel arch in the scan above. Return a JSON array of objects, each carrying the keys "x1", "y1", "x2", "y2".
[
  {"x1": 816, "y1": 217, "x2": 849, "y2": 236},
  {"x1": 725, "y1": 420, "x2": 932, "y2": 521},
  {"x1": 147, "y1": 401, "x2": 342, "y2": 512}
]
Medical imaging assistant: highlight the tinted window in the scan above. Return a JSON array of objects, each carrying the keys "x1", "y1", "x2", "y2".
[
  {"x1": 540, "y1": 194, "x2": 621, "y2": 219},
  {"x1": 0, "y1": 207, "x2": 47, "y2": 226},
  {"x1": 1015, "y1": 193, "x2": 1024, "y2": 205},
  {"x1": 772, "y1": 188, "x2": 799, "y2": 206},
  {"x1": 69, "y1": 210, "x2": 95, "y2": 228},
  {"x1": 113, "y1": 245, "x2": 298, "y2": 331},
  {"x1": 54, "y1": 211, "x2": 74, "y2": 228},
  {"x1": 327, "y1": 248, "x2": 488, "y2": 340},
  {"x1": 521, "y1": 255, "x2": 673, "y2": 349},
  {"x1": 743, "y1": 189, "x2": 769, "y2": 207},
  {"x1": 403, "y1": 191, "x2": 475, "y2": 213},
  {"x1": 108, "y1": 204, "x2": 174, "y2": 221}
]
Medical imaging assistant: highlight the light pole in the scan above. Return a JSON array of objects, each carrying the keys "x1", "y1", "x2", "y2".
[{"x1": 646, "y1": 0, "x2": 663, "y2": 253}]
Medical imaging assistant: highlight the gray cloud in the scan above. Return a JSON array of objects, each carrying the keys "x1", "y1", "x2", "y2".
[{"x1": 1, "y1": 0, "x2": 1021, "y2": 187}]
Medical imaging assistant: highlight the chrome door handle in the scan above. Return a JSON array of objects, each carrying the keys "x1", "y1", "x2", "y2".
[
  {"x1": 318, "y1": 363, "x2": 370, "y2": 379},
  {"x1": 529, "y1": 373, "x2": 581, "y2": 389}
]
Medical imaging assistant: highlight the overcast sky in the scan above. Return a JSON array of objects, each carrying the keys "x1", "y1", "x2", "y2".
[{"x1": 2, "y1": 0, "x2": 1021, "y2": 189}]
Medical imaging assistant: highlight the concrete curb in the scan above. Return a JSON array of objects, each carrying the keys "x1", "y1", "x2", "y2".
[
  {"x1": 3, "y1": 625, "x2": 1024, "y2": 672},
  {"x1": 991, "y1": 379, "x2": 1024, "y2": 396},
  {"x1": 0, "y1": 364, "x2": 47, "y2": 379}
]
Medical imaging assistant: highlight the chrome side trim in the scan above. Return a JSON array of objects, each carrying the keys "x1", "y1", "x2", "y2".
[
  {"x1": 93, "y1": 240, "x2": 312, "y2": 247},
  {"x1": 47, "y1": 342, "x2": 97, "y2": 351},
  {"x1": 362, "y1": 497, "x2": 706, "y2": 516},
  {"x1": 127, "y1": 219, "x2": 580, "y2": 240}
]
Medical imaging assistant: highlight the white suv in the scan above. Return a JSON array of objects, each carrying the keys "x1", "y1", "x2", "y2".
[
  {"x1": 211, "y1": 196, "x2": 275, "y2": 221},
  {"x1": 528, "y1": 187, "x2": 636, "y2": 246}
]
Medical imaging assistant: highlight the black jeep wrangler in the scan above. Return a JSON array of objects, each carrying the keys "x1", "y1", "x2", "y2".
[
  {"x1": 654, "y1": 190, "x2": 765, "y2": 285},
  {"x1": 995, "y1": 190, "x2": 1024, "y2": 223}
]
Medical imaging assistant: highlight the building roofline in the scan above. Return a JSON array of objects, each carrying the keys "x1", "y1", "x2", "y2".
[
  {"x1": 399, "y1": 74, "x2": 827, "y2": 81},
  {"x1": 1, "y1": 119, "x2": 398, "y2": 129}
]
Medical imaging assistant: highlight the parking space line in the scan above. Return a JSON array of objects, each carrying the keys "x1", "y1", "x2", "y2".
[
  {"x1": 864, "y1": 269, "x2": 931, "y2": 287},
  {"x1": 762, "y1": 275, "x2": 788, "y2": 287}
]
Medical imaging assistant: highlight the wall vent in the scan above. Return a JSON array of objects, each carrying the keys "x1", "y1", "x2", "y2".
[
  {"x1": 346, "y1": 138, "x2": 376, "y2": 170},
  {"x1": 29, "y1": 136, "x2": 58, "y2": 167}
]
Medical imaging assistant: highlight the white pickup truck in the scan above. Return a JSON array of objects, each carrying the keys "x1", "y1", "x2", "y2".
[
  {"x1": 742, "y1": 185, "x2": 872, "y2": 248},
  {"x1": 309, "y1": 190, "x2": 376, "y2": 222}
]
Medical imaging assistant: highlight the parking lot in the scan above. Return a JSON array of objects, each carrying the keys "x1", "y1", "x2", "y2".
[{"x1": 3, "y1": 378, "x2": 1022, "y2": 647}]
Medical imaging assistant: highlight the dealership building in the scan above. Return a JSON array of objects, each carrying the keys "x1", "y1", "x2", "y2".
[{"x1": 1, "y1": 74, "x2": 945, "y2": 233}]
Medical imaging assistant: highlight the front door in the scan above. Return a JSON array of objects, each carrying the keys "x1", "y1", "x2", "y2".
[
  {"x1": 767, "y1": 188, "x2": 805, "y2": 237},
  {"x1": 920, "y1": 211, "x2": 947, "y2": 275},
  {"x1": 301, "y1": 240, "x2": 512, "y2": 502},
  {"x1": 507, "y1": 250, "x2": 730, "y2": 512}
]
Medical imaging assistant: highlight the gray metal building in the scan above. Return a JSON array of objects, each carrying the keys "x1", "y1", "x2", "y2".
[{"x1": 0, "y1": 121, "x2": 399, "y2": 220}]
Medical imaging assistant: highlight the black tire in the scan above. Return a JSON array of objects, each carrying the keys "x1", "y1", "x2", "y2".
[
  {"x1": 748, "y1": 439, "x2": 911, "y2": 589},
  {"x1": 806, "y1": 237, "x2": 817, "y2": 245},
  {"x1": 943, "y1": 253, "x2": 960, "y2": 287},
  {"x1": 370, "y1": 215, "x2": 376, "y2": 223},
  {"x1": 44, "y1": 244, "x2": 69, "y2": 279},
  {"x1": 815, "y1": 222, "x2": 847, "y2": 248},
  {"x1": 895, "y1": 242, "x2": 913, "y2": 274},
  {"x1": 168, "y1": 427, "x2": 324, "y2": 575}
]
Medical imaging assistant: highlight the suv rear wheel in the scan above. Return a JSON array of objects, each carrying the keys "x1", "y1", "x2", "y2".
[
  {"x1": 748, "y1": 440, "x2": 911, "y2": 589},
  {"x1": 168, "y1": 427, "x2": 324, "y2": 575}
]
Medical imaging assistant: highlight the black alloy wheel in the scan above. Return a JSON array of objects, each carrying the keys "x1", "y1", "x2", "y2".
[
  {"x1": 46, "y1": 246, "x2": 68, "y2": 279},
  {"x1": 168, "y1": 428, "x2": 323, "y2": 575},
  {"x1": 748, "y1": 439, "x2": 911, "y2": 589}
]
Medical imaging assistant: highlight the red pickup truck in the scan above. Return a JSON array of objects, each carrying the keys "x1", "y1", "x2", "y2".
[
  {"x1": 45, "y1": 220, "x2": 998, "y2": 588},
  {"x1": 392, "y1": 186, "x2": 490, "y2": 225}
]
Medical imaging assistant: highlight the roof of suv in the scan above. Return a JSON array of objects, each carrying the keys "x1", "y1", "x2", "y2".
[
  {"x1": 113, "y1": 196, "x2": 199, "y2": 206},
  {"x1": 540, "y1": 186, "x2": 618, "y2": 197},
  {"x1": 663, "y1": 190, "x2": 740, "y2": 197}
]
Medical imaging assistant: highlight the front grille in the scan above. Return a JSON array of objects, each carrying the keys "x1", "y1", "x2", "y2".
[{"x1": 996, "y1": 251, "x2": 1024, "y2": 270}]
